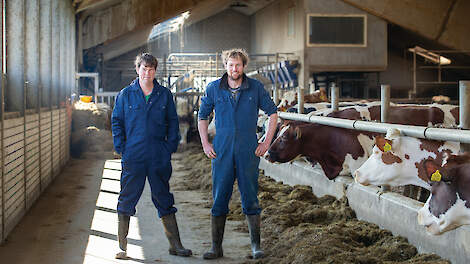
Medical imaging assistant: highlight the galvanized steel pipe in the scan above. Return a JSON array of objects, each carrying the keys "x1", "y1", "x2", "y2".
[
  {"x1": 381, "y1": 85, "x2": 390, "y2": 122},
  {"x1": 459, "y1": 80, "x2": 470, "y2": 151},
  {"x1": 331, "y1": 83, "x2": 339, "y2": 111},
  {"x1": 279, "y1": 111, "x2": 470, "y2": 144}
]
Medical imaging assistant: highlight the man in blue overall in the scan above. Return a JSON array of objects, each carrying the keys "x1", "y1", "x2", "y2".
[
  {"x1": 111, "y1": 53, "x2": 192, "y2": 259},
  {"x1": 198, "y1": 49, "x2": 278, "y2": 259}
]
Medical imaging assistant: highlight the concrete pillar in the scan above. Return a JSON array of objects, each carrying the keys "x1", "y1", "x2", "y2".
[
  {"x1": 25, "y1": 0, "x2": 40, "y2": 109},
  {"x1": 40, "y1": 0, "x2": 52, "y2": 108},
  {"x1": 6, "y1": 0, "x2": 25, "y2": 112},
  {"x1": 51, "y1": 0, "x2": 59, "y2": 107}
]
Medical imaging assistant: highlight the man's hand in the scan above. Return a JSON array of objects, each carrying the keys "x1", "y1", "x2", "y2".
[
  {"x1": 255, "y1": 141, "x2": 270, "y2": 157},
  {"x1": 113, "y1": 151, "x2": 122, "y2": 159},
  {"x1": 203, "y1": 142, "x2": 217, "y2": 159}
]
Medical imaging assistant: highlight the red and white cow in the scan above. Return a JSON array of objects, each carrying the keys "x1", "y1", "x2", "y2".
[
  {"x1": 354, "y1": 128, "x2": 460, "y2": 190},
  {"x1": 417, "y1": 155, "x2": 470, "y2": 235},
  {"x1": 277, "y1": 88, "x2": 328, "y2": 112},
  {"x1": 267, "y1": 120, "x2": 376, "y2": 179},
  {"x1": 267, "y1": 104, "x2": 459, "y2": 180}
]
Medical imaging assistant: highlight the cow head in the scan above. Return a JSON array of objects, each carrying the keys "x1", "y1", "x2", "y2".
[
  {"x1": 417, "y1": 158, "x2": 470, "y2": 235},
  {"x1": 354, "y1": 128, "x2": 460, "y2": 189},
  {"x1": 354, "y1": 129, "x2": 411, "y2": 187},
  {"x1": 266, "y1": 122, "x2": 303, "y2": 163}
]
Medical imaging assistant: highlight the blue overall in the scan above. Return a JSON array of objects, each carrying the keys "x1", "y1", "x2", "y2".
[
  {"x1": 111, "y1": 78, "x2": 180, "y2": 218},
  {"x1": 199, "y1": 73, "x2": 277, "y2": 216}
]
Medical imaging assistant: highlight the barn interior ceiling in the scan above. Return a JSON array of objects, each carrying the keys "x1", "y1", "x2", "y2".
[
  {"x1": 74, "y1": 0, "x2": 469, "y2": 63},
  {"x1": 75, "y1": 0, "x2": 277, "y2": 62}
]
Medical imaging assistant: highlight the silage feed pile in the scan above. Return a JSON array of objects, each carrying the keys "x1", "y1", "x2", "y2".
[
  {"x1": 71, "y1": 101, "x2": 114, "y2": 159},
  {"x1": 177, "y1": 143, "x2": 449, "y2": 264}
]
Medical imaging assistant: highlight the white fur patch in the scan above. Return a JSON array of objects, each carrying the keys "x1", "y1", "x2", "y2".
[{"x1": 418, "y1": 194, "x2": 470, "y2": 235}]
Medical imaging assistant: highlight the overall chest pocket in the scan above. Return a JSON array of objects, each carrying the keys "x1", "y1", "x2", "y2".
[
  {"x1": 243, "y1": 95, "x2": 258, "y2": 115},
  {"x1": 125, "y1": 104, "x2": 143, "y2": 128},
  {"x1": 127, "y1": 104, "x2": 142, "y2": 118},
  {"x1": 151, "y1": 105, "x2": 167, "y2": 124}
]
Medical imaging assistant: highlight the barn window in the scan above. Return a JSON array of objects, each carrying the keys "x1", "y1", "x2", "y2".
[
  {"x1": 307, "y1": 14, "x2": 367, "y2": 47},
  {"x1": 287, "y1": 8, "x2": 295, "y2": 37}
]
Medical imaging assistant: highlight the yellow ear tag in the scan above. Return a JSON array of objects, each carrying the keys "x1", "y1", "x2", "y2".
[
  {"x1": 431, "y1": 170, "x2": 442, "y2": 182},
  {"x1": 320, "y1": 95, "x2": 327, "y2": 101},
  {"x1": 383, "y1": 142, "x2": 392, "y2": 152}
]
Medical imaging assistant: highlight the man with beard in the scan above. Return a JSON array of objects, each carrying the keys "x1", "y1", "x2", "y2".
[
  {"x1": 112, "y1": 53, "x2": 192, "y2": 259},
  {"x1": 198, "y1": 49, "x2": 278, "y2": 259}
]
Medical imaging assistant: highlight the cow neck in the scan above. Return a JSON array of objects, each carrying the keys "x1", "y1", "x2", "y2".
[
  {"x1": 454, "y1": 165, "x2": 470, "y2": 208},
  {"x1": 300, "y1": 124, "x2": 365, "y2": 180}
]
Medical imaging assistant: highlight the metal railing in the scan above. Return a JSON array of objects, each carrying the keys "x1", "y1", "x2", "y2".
[{"x1": 279, "y1": 81, "x2": 470, "y2": 144}]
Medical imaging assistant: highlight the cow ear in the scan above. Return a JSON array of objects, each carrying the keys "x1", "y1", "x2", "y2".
[
  {"x1": 294, "y1": 127, "x2": 302, "y2": 139},
  {"x1": 375, "y1": 137, "x2": 392, "y2": 152},
  {"x1": 424, "y1": 160, "x2": 441, "y2": 179}
]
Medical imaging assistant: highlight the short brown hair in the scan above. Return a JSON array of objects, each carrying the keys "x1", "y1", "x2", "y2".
[
  {"x1": 135, "y1": 52, "x2": 158, "y2": 69},
  {"x1": 221, "y1": 48, "x2": 249, "y2": 66}
]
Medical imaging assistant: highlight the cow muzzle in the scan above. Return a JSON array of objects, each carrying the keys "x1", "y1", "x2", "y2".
[
  {"x1": 265, "y1": 151, "x2": 278, "y2": 162},
  {"x1": 354, "y1": 171, "x2": 369, "y2": 186}
]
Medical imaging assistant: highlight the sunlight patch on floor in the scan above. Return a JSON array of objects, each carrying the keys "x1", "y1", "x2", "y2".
[{"x1": 83, "y1": 159, "x2": 146, "y2": 263}]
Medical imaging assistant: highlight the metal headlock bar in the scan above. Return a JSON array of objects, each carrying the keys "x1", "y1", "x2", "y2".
[
  {"x1": 279, "y1": 80, "x2": 470, "y2": 144},
  {"x1": 278, "y1": 111, "x2": 470, "y2": 144}
]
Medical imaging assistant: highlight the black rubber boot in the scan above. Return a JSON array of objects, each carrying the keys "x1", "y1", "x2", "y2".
[
  {"x1": 116, "y1": 214, "x2": 130, "y2": 259},
  {"x1": 203, "y1": 215, "x2": 226, "y2": 259},
  {"x1": 161, "y1": 213, "x2": 192, "y2": 257},
  {"x1": 246, "y1": 214, "x2": 264, "y2": 259}
]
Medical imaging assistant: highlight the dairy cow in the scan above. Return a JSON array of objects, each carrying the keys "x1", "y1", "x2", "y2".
[
  {"x1": 267, "y1": 104, "x2": 459, "y2": 180},
  {"x1": 417, "y1": 155, "x2": 470, "y2": 235},
  {"x1": 267, "y1": 120, "x2": 376, "y2": 179},
  {"x1": 354, "y1": 129, "x2": 460, "y2": 189},
  {"x1": 277, "y1": 88, "x2": 328, "y2": 111}
]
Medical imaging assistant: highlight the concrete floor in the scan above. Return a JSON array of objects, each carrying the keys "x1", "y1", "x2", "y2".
[{"x1": 0, "y1": 153, "x2": 250, "y2": 264}]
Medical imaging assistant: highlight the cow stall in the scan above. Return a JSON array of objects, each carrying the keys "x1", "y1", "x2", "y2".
[{"x1": 261, "y1": 81, "x2": 470, "y2": 264}]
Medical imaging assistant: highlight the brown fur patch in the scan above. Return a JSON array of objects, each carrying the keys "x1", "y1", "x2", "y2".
[
  {"x1": 381, "y1": 151, "x2": 402, "y2": 164},
  {"x1": 419, "y1": 139, "x2": 444, "y2": 154},
  {"x1": 369, "y1": 106, "x2": 446, "y2": 126},
  {"x1": 450, "y1": 107, "x2": 459, "y2": 126},
  {"x1": 327, "y1": 108, "x2": 361, "y2": 120}
]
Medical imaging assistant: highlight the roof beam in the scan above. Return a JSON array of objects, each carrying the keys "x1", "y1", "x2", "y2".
[
  {"x1": 79, "y1": 0, "x2": 209, "y2": 51},
  {"x1": 341, "y1": 0, "x2": 470, "y2": 51}
]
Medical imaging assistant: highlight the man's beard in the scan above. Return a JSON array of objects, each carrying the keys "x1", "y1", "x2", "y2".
[{"x1": 228, "y1": 73, "x2": 242, "y2": 81}]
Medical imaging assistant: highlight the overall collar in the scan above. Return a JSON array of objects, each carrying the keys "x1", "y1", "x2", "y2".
[
  {"x1": 130, "y1": 78, "x2": 162, "y2": 94},
  {"x1": 219, "y1": 73, "x2": 249, "y2": 91}
]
